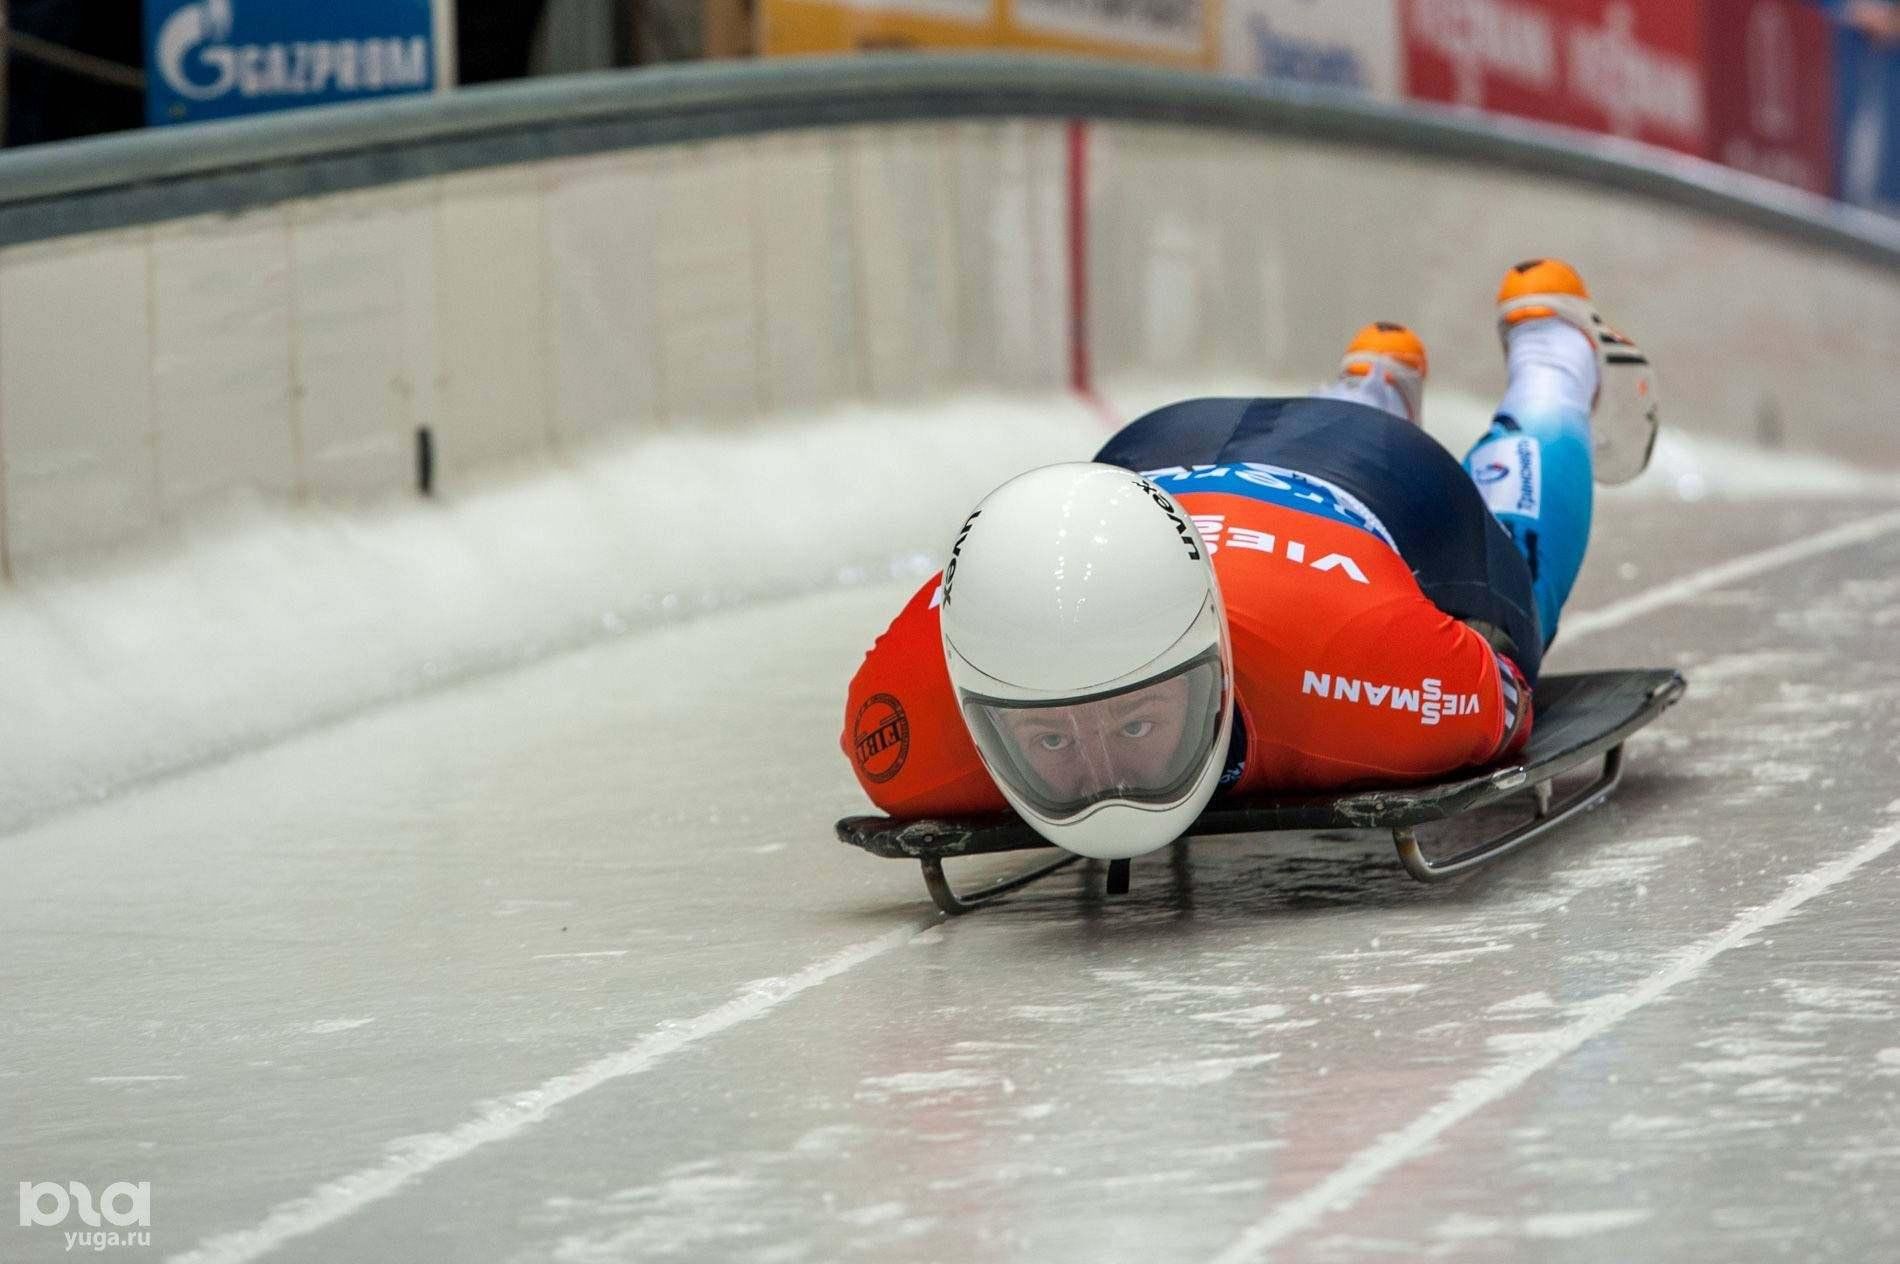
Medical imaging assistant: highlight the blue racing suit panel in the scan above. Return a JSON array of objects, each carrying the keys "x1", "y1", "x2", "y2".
[{"x1": 1094, "y1": 396, "x2": 1544, "y2": 682}]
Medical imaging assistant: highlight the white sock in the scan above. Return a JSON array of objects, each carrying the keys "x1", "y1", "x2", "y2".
[
  {"x1": 1313, "y1": 372, "x2": 1412, "y2": 422},
  {"x1": 1498, "y1": 318, "x2": 1599, "y2": 421}
]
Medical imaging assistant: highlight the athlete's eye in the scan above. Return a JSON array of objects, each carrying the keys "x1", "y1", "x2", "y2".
[
  {"x1": 1119, "y1": 719, "x2": 1157, "y2": 740},
  {"x1": 1035, "y1": 732, "x2": 1072, "y2": 751}
]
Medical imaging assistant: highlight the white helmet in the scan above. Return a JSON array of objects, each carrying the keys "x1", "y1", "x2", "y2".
[{"x1": 939, "y1": 463, "x2": 1234, "y2": 861}]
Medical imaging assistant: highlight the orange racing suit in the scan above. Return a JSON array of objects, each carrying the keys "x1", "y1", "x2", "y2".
[{"x1": 842, "y1": 404, "x2": 1535, "y2": 820}]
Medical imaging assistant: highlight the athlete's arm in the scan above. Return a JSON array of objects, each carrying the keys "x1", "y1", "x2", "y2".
[
  {"x1": 841, "y1": 576, "x2": 1007, "y2": 818},
  {"x1": 1457, "y1": 620, "x2": 1536, "y2": 760},
  {"x1": 1492, "y1": 645, "x2": 1535, "y2": 761},
  {"x1": 1236, "y1": 589, "x2": 1533, "y2": 793},
  {"x1": 1318, "y1": 595, "x2": 1532, "y2": 772}
]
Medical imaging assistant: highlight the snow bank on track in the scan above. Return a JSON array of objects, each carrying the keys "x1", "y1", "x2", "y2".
[
  {"x1": 3, "y1": 383, "x2": 1893, "y2": 838},
  {"x1": 0, "y1": 396, "x2": 1107, "y2": 837}
]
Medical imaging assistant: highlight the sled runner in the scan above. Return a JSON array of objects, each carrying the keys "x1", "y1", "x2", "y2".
[{"x1": 836, "y1": 668, "x2": 1685, "y2": 915}]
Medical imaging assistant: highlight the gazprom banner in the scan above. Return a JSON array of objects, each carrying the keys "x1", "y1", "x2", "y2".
[{"x1": 145, "y1": 0, "x2": 446, "y2": 126}]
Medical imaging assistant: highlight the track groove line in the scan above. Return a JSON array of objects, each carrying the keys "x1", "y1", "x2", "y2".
[
  {"x1": 1210, "y1": 818, "x2": 1900, "y2": 1264},
  {"x1": 166, "y1": 923, "x2": 931, "y2": 1264},
  {"x1": 1210, "y1": 506, "x2": 1900, "y2": 1262},
  {"x1": 1559, "y1": 508, "x2": 1900, "y2": 643}
]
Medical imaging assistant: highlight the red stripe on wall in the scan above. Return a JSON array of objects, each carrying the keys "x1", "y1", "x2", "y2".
[
  {"x1": 1066, "y1": 117, "x2": 1091, "y2": 396},
  {"x1": 1066, "y1": 118, "x2": 1120, "y2": 429}
]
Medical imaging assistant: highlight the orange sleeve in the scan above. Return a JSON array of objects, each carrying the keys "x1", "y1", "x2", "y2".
[
  {"x1": 841, "y1": 576, "x2": 1007, "y2": 819},
  {"x1": 1230, "y1": 590, "x2": 1529, "y2": 795},
  {"x1": 1185, "y1": 485, "x2": 1533, "y2": 796},
  {"x1": 1303, "y1": 595, "x2": 1519, "y2": 780}
]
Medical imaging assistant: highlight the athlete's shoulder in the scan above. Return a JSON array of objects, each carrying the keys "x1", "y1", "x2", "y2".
[
  {"x1": 842, "y1": 574, "x2": 1005, "y2": 819},
  {"x1": 1181, "y1": 491, "x2": 1413, "y2": 597},
  {"x1": 1148, "y1": 460, "x2": 1408, "y2": 575},
  {"x1": 1226, "y1": 588, "x2": 1515, "y2": 792}
]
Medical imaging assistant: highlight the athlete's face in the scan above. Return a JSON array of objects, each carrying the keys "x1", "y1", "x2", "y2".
[{"x1": 995, "y1": 674, "x2": 1196, "y2": 803}]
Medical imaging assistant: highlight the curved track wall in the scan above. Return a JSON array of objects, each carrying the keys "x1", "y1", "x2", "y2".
[{"x1": 0, "y1": 55, "x2": 1895, "y2": 571}]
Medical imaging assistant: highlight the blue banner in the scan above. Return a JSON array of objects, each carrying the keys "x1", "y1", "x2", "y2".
[
  {"x1": 1820, "y1": 0, "x2": 1900, "y2": 212},
  {"x1": 144, "y1": 0, "x2": 441, "y2": 127}
]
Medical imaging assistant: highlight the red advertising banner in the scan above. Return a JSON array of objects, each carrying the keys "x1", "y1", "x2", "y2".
[
  {"x1": 1702, "y1": 0, "x2": 1834, "y2": 196},
  {"x1": 1402, "y1": 0, "x2": 1710, "y2": 155}
]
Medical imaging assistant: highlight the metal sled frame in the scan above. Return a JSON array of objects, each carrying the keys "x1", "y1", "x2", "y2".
[{"x1": 838, "y1": 669, "x2": 1686, "y2": 915}]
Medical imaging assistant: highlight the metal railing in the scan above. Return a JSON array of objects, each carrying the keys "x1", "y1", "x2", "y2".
[
  {"x1": 0, "y1": 53, "x2": 1895, "y2": 265},
  {"x1": 0, "y1": 27, "x2": 145, "y2": 91},
  {"x1": 0, "y1": 4, "x2": 146, "y2": 148}
]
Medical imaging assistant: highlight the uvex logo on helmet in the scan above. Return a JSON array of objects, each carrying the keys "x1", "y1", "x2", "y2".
[
  {"x1": 941, "y1": 510, "x2": 980, "y2": 607},
  {"x1": 1134, "y1": 478, "x2": 1202, "y2": 562}
]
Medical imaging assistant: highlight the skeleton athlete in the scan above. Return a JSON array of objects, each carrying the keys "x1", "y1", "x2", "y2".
[{"x1": 842, "y1": 259, "x2": 1659, "y2": 861}]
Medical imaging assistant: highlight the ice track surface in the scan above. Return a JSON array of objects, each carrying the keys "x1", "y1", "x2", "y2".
[{"x1": 9, "y1": 432, "x2": 1900, "y2": 1262}]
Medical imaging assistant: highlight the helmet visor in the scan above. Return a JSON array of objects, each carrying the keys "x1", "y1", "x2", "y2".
[{"x1": 959, "y1": 647, "x2": 1228, "y2": 823}]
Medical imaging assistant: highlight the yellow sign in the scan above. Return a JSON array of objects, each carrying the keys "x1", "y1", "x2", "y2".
[{"x1": 759, "y1": 0, "x2": 1217, "y2": 69}]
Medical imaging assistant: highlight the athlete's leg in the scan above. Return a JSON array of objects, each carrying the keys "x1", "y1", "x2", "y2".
[
  {"x1": 1462, "y1": 318, "x2": 1597, "y2": 647},
  {"x1": 1311, "y1": 321, "x2": 1429, "y2": 424},
  {"x1": 1312, "y1": 372, "x2": 1412, "y2": 422}
]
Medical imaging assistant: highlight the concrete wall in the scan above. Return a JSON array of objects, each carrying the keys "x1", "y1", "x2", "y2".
[
  {"x1": 0, "y1": 120, "x2": 1071, "y2": 569},
  {"x1": 0, "y1": 57, "x2": 1895, "y2": 573},
  {"x1": 1087, "y1": 124, "x2": 1900, "y2": 468}
]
